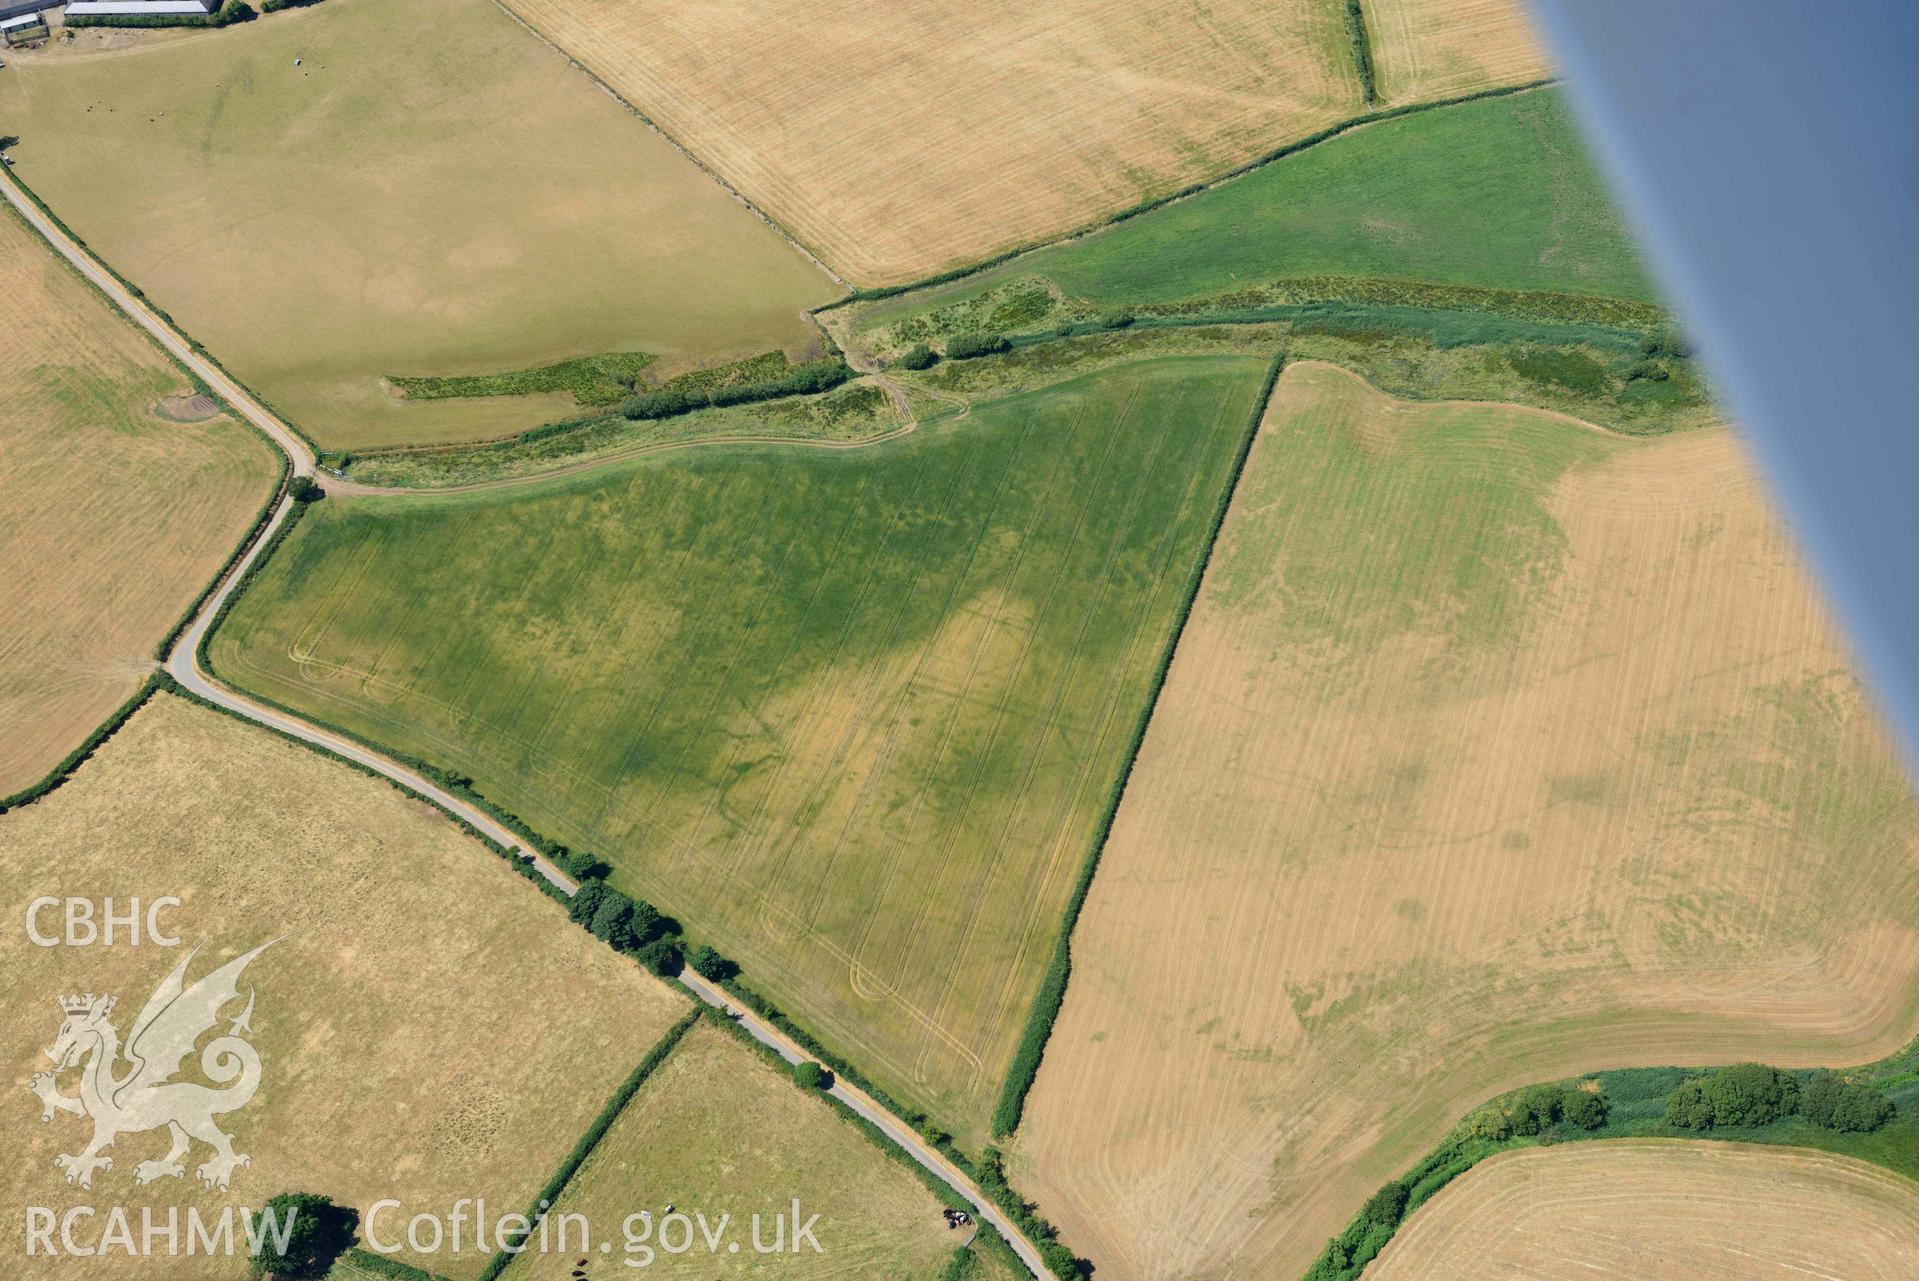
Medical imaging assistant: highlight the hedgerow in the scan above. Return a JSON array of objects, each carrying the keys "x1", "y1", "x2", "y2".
[
  {"x1": 474, "y1": 1009, "x2": 700, "y2": 1281},
  {"x1": 991, "y1": 354, "x2": 1284, "y2": 1140}
]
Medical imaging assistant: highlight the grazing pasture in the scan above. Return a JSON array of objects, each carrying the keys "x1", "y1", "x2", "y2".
[
  {"x1": 1014, "y1": 363, "x2": 1919, "y2": 1280},
  {"x1": 207, "y1": 354, "x2": 1272, "y2": 1143},
  {"x1": 500, "y1": 0, "x2": 1363, "y2": 285},
  {"x1": 1364, "y1": 0, "x2": 1552, "y2": 105},
  {"x1": 844, "y1": 90, "x2": 1652, "y2": 360},
  {"x1": 0, "y1": 203, "x2": 275, "y2": 797},
  {"x1": 1370, "y1": 1142, "x2": 1919, "y2": 1281},
  {"x1": 0, "y1": 0, "x2": 836, "y2": 450},
  {"x1": 500, "y1": 1020, "x2": 956, "y2": 1280},
  {"x1": 0, "y1": 694, "x2": 688, "y2": 1279}
]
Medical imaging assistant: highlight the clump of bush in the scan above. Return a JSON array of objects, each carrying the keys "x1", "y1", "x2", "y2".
[
  {"x1": 1666, "y1": 1063, "x2": 1799, "y2": 1129},
  {"x1": 688, "y1": 944, "x2": 740, "y2": 983},
  {"x1": 1098, "y1": 309, "x2": 1135, "y2": 330},
  {"x1": 944, "y1": 332, "x2": 1010, "y2": 360},
  {"x1": 262, "y1": 0, "x2": 327, "y2": 11},
  {"x1": 894, "y1": 343, "x2": 937, "y2": 371},
  {"x1": 248, "y1": 1193, "x2": 356, "y2": 1279},
  {"x1": 619, "y1": 359, "x2": 851, "y2": 421},
  {"x1": 1667, "y1": 1064, "x2": 1893, "y2": 1133},
  {"x1": 792, "y1": 1060, "x2": 831, "y2": 1090}
]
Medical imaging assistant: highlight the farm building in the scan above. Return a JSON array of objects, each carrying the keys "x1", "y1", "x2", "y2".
[
  {"x1": 62, "y1": 0, "x2": 218, "y2": 14},
  {"x1": 0, "y1": 0, "x2": 45, "y2": 20}
]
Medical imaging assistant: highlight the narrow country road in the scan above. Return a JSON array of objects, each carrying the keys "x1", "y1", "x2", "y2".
[{"x1": 3, "y1": 170, "x2": 1048, "y2": 1281}]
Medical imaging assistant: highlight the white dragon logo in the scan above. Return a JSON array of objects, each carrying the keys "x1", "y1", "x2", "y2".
[{"x1": 29, "y1": 941, "x2": 276, "y2": 1191}]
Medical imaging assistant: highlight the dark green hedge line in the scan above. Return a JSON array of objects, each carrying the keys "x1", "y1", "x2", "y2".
[
  {"x1": 152, "y1": 461, "x2": 290, "y2": 663},
  {"x1": 619, "y1": 358, "x2": 851, "y2": 421},
  {"x1": 474, "y1": 1009, "x2": 700, "y2": 1281},
  {"x1": 0, "y1": 675, "x2": 161, "y2": 814},
  {"x1": 66, "y1": 0, "x2": 253, "y2": 28},
  {"x1": 822, "y1": 80, "x2": 1554, "y2": 307},
  {"x1": 1300, "y1": 1052, "x2": 1914, "y2": 1281},
  {"x1": 391, "y1": 351, "x2": 655, "y2": 407},
  {"x1": 1135, "y1": 274, "x2": 1668, "y2": 332},
  {"x1": 338, "y1": 1248, "x2": 452, "y2": 1281},
  {"x1": 261, "y1": 0, "x2": 327, "y2": 10},
  {"x1": 1344, "y1": 0, "x2": 1377, "y2": 105},
  {"x1": 991, "y1": 353, "x2": 1284, "y2": 1140}
]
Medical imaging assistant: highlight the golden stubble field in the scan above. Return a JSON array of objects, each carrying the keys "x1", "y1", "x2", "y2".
[
  {"x1": 0, "y1": 0, "x2": 837, "y2": 450},
  {"x1": 501, "y1": 1020, "x2": 957, "y2": 1280},
  {"x1": 1013, "y1": 363, "x2": 1919, "y2": 1280},
  {"x1": 499, "y1": 0, "x2": 1363, "y2": 285},
  {"x1": 1370, "y1": 1141, "x2": 1919, "y2": 1280},
  {"x1": 1364, "y1": 0, "x2": 1552, "y2": 104},
  {"x1": 0, "y1": 204, "x2": 275, "y2": 798},
  {"x1": 0, "y1": 695, "x2": 688, "y2": 1279}
]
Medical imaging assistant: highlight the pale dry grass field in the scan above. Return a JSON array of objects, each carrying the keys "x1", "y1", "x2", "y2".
[
  {"x1": 1013, "y1": 363, "x2": 1919, "y2": 1280},
  {"x1": 1364, "y1": 0, "x2": 1553, "y2": 104},
  {"x1": 0, "y1": 695, "x2": 688, "y2": 1279},
  {"x1": 501, "y1": 1020, "x2": 956, "y2": 1280},
  {"x1": 0, "y1": 205, "x2": 276, "y2": 797},
  {"x1": 0, "y1": 0, "x2": 837, "y2": 449},
  {"x1": 499, "y1": 0, "x2": 1363, "y2": 285},
  {"x1": 1370, "y1": 1141, "x2": 1919, "y2": 1280}
]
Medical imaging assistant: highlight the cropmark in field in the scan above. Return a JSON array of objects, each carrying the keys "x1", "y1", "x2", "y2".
[
  {"x1": 0, "y1": 200, "x2": 276, "y2": 798},
  {"x1": 1012, "y1": 363, "x2": 1919, "y2": 1279},
  {"x1": 0, "y1": 695, "x2": 687, "y2": 1279},
  {"x1": 1370, "y1": 1141, "x2": 1919, "y2": 1281},
  {"x1": 207, "y1": 354, "x2": 1274, "y2": 1145},
  {"x1": 0, "y1": 0, "x2": 838, "y2": 450}
]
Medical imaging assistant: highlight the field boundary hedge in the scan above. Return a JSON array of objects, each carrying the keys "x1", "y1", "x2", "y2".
[
  {"x1": 818, "y1": 80, "x2": 1554, "y2": 307},
  {"x1": 989, "y1": 352, "x2": 1286, "y2": 1139},
  {"x1": 1299, "y1": 1043, "x2": 1919, "y2": 1281},
  {"x1": 485, "y1": 0, "x2": 849, "y2": 290},
  {"x1": 474, "y1": 1008, "x2": 700, "y2": 1281},
  {"x1": 1344, "y1": 1, "x2": 1377, "y2": 104}
]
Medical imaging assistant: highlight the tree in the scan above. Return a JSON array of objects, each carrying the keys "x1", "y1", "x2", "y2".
[
  {"x1": 589, "y1": 890, "x2": 637, "y2": 952},
  {"x1": 626, "y1": 897, "x2": 663, "y2": 947},
  {"x1": 792, "y1": 1060, "x2": 829, "y2": 1090},
  {"x1": 567, "y1": 880, "x2": 607, "y2": 927},
  {"x1": 689, "y1": 944, "x2": 738, "y2": 982},
  {"x1": 248, "y1": 1193, "x2": 356, "y2": 1279},
  {"x1": 287, "y1": 475, "x2": 324, "y2": 503},
  {"x1": 1460, "y1": 1104, "x2": 1510, "y2": 1142},
  {"x1": 1509, "y1": 1085, "x2": 1562, "y2": 1136},
  {"x1": 1559, "y1": 1088, "x2": 1607, "y2": 1131},
  {"x1": 635, "y1": 937, "x2": 682, "y2": 977},
  {"x1": 945, "y1": 332, "x2": 1010, "y2": 360},
  {"x1": 1358, "y1": 1181, "x2": 1408, "y2": 1229},
  {"x1": 895, "y1": 343, "x2": 936, "y2": 371},
  {"x1": 1667, "y1": 1063, "x2": 1797, "y2": 1130},
  {"x1": 1800, "y1": 1071, "x2": 1895, "y2": 1132}
]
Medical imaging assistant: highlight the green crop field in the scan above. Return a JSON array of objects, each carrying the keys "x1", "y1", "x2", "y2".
[
  {"x1": 0, "y1": 0, "x2": 838, "y2": 450},
  {"x1": 208, "y1": 353, "x2": 1271, "y2": 1142},
  {"x1": 845, "y1": 89, "x2": 1655, "y2": 359}
]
